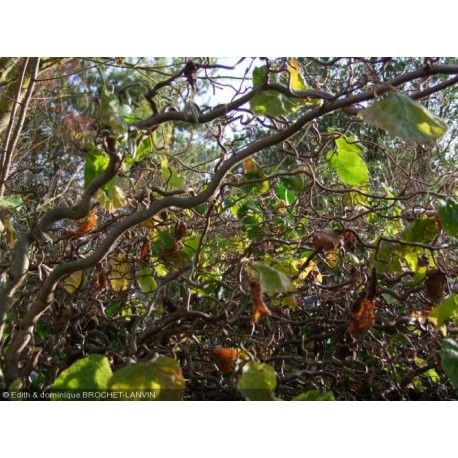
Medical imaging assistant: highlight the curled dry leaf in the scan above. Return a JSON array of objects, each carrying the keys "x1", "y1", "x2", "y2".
[
  {"x1": 212, "y1": 348, "x2": 239, "y2": 373},
  {"x1": 250, "y1": 281, "x2": 272, "y2": 324},
  {"x1": 425, "y1": 269, "x2": 446, "y2": 302},
  {"x1": 140, "y1": 238, "x2": 151, "y2": 262},
  {"x1": 76, "y1": 209, "x2": 97, "y2": 237},
  {"x1": 343, "y1": 230, "x2": 357, "y2": 251},
  {"x1": 92, "y1": 264, "x2": 108, "y2": 299},
  {"x1": 175, "y1": 220, "x2": 187, "y2": 240},
  {"x1": 347, "y1": 299, "x2": 376, "y2": 337},
  {"x1": 159, "y1": 238, "x2": 181, "y2": 260},
  {"x1": 312, "y1": 228, "x2": 344, "y2": 252}
]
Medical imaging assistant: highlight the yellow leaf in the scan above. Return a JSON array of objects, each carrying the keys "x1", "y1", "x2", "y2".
[
  {"x1": 97, "y1": 186, "x2": 127, "y2": 213},
  {"x1": 243, "y1": 157, "x2": 260, "y2": 173},
  {"x1": 112, "y1": 186, "x2": 127, "y2": 209},
  {"x1": 3, "y1": 217, "x2": 17, "y2": 248},
  {"x1": 288, "y1": 59, "x2": 308, "y2": 92},
  {"x1": 299, "y1": 260, "x2": 322, "y2": 283},
  {"x1": 62, "y1": 270, "x2": 84, "y2": 293},
  {"x1": 109, "y1": 254, "x2": 131, "y2": 291}
]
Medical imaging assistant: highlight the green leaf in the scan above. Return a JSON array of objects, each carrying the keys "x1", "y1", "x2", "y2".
[
  {"x1": 84, "y1": 148, "x2": 117, "y2": 190},
  {"x1": 440, "y1": 339, "x2": 458, "y2": 389},
  {"x1": 280, "y1": 174, "x2": 305, "y2": 193},
  {"x1": 251, "y1": 260, "x2": 292, "y2": 295},
  {"x1": 401, "y1": 217, "x2": 439, "y2": 244},
  {"x1": 250, "y1": 66, "x2": 288, "y2": 117},
  {"x1": 359, "y1": 93, "x2": 449, "y2": 143},
  {"x1": 108, "y1": 356, "x2": 185, "y2": 401},
  {"x1": 99, "y1": 88, "x2": 127, "y2": 138},
  {"x1": 250, "y1": 90, "x2": 288, "y2": 117},
  {"x1": 327, "y1": 137, "x2": 369, "y2": 186},
  {"x1": 161, "y1": 158, "x2": 184, "y2": 189},
  {"x1": 237, "y1": 362, "x2": 277, "y2": 401},
  {"x1": 0, "y1": 195, "x2": 23, "y2": 209},
  {"x1": 429, "y1": 295, "x2": 458, "y2": 327},
  {"x1": 137, "y1": 266, "x2": 158, "y2": 293},
  {"x1": 51, "y1": 354, "x2": 113, "y2": 399},
  {"x1": 292, "y1": 390, "x2": 336, "y2": 401},
  {"x1": 374, "y1": 217, "x2": 440, "y2": 274},
  {"x1": 242, "y1": 171, "x2": 269, "y2": 195},
  {"x1": 135, "y1": 133, "x2": 155, "y2": 161},
  {"x1": 374, "y1": 240, "x2": 403, "y2": 274},
  {"x1": 335, "y1": 137, "x2": 365, "y2": 155},
  {"x1": 438, "y1": 198, "x2": 458, "y2": 238},
  {"x1": 277, "y1": 182, "x2": 295, "y2": 205}
]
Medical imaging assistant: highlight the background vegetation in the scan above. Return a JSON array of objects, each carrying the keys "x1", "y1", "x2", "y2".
[{"x1": 1, "y1": 57, "x2": 457, "y2": 400}]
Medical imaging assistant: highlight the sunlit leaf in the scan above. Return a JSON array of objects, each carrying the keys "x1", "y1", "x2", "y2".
[
  {"x1": 0, "y1": 195, "x2": 23, "y2": 209},
  {"x1": 237, "y1": 361, "x2": 277, "y2": 401},
  {"x1": 287, "y1": 59, "x2": 322, "y2": 108},
  {"x1": 137, "y1": 266, "x2": 158, "y2": 293},
  {"x1": 109, "y1": 253, "x2": 131, "y2": 291},
  {"x1": 438, "y1": 198, "x2": 458, "y2": 238},
  {"x1": 242, "y1": 171, "x2": 269, "y2": 195},
  {"x1": 62, "y1": 270, "x2": 84, "y2": 293},
  {"x1": 292, "y1": 390, "x2": 335, "y2": 401},
  {"x1": 374, "y1": 217, "x2": 440, "y2": 274},
  {"x1": 127, "y1": 132, "x2": 156, "y2": 165},
  {"x1": 440, "y1": 339, "x2": 458, "y2": 389},
  {"x1": 251, "y1": 261, "x2": 292, "y2": 295},
  {"x1": 97, "y1": 185, "x2": 127, "y2": 212},
  {"x1": 327, "y1": 137, "x2": 369, "y2": 186},
  {"x1": 51, "y1": 354, "x2": 113, "y2": 400},
  {"x1": 243, "y1": 157, "x2": 260, "y2": 173},
  {"x1": 359, "y1": 93, "x2": 449, "y2": 143},
  {"x1": 3, "y1": 217, "x2": 17, "y2": 248},
  {"x1": 108, "y1": 356, "x2": 185, "y2": 401},
  {"x1": 84, "y1": 148, "x2": 117, "y2": 190},
  {"x1": 429, "y1": 295, "x2": 458, "y2": 327}
]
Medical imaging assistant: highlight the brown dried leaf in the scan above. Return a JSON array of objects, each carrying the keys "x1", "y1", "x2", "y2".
[
  {"x1": 158, "y1": 238, "x2": 181, "y2": 261},
  {"x1": 140, "y1": 239, "x2": 151, "y2": 262},
  {"x1": 212, "y1": 348, "x2": 239, "y2": 373},
  {"x1": 312, "y1": 228, "x2": 343, "y2": 252},
  {"x1": 92, "y1": 264, "x2": 108, "y2": 299},
  {"x1": 250, "y1": 282, "x2": 272, "y2": 324},
  {"x1": 347, "y1": 299, "x2": 376, "y2": 337},
  {"x1": 425, "y1": 269, "x2": 446, "y2": 302},
  {"x1": 76, "y1": 209, "x2": 97, "y2": 237},
  {"x1": 343, "y1": 230, "x2": 357, "y2": 251},
  {"x1": 175, "y1": 220, "x2": 187, "y2": 240}
]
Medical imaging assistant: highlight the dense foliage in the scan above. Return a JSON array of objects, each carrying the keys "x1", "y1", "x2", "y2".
[{"x1": 1, "y1": 57, "x2": 457, "y2": 400}]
